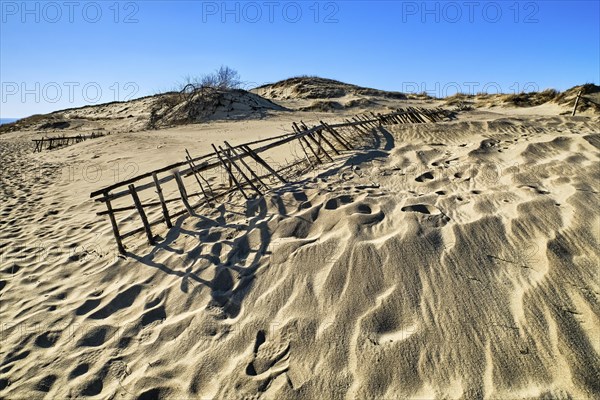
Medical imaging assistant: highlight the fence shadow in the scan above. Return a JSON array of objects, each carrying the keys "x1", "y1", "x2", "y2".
[{"x1": 128, "y1": 195, "x2": 275, "y2": 318}]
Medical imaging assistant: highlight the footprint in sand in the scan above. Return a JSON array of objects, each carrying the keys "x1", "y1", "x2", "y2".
[
  {"x1": 519, "y1": 185, "x2": 550, "y2": 195},
  {"x1": 415, "y1": 171, "x2": 434, "y2": 182},
  {"x1": 34, "y1": 331, "x2": 61, "y2": 348},
  {"x1": 246, "y1": 330, "x2": 290, "y2": 379},
  {"x1": 68, "y1": 363, "x2": 90, "y2": 380},
  {"x1": 324, "y1": 195, "x2": 354, "y2": 210},
  {"x1": 401, "y1": 204, "x2": 441, "y2": 215},
  {"x1": 76, "y1": 325, "x2": 113, "y2": 347},
  {"x1": 34, "y1": 375, "x2": 57, "y2": 393},
  {"x1": 88, "y1": 285, "x2": 142, "y2": 319}
]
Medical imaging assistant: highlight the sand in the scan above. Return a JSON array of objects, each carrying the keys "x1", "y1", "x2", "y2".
[{"x1": 1, "y1": 102, "x2": 599, "y2": 399}]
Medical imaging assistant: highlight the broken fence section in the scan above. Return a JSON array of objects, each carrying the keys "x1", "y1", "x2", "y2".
[
  {"x1": 33, "y1": 132, "x2": 108, "y2": 152},
  {"x1": 90, "y1": 107, "x2": 451, "y2": 254}
]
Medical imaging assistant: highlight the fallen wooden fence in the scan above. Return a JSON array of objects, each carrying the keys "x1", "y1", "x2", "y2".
[
  {"x1": 33, "y1": 132, "x2": 107, "y2": 152},
  {"x1": 90, "y1": 107, "x2": 451, "y2": 254}
]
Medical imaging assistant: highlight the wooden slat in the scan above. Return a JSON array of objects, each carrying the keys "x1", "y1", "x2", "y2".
[
  {"x1": 91, "y1": 108, "x2": 453, "y2": 251},
  {"x1": 212, "y1": 144, "x2": 248, "y2": 200},
  {"x1": 306, "y1": 132, "x2": 334, "y2": 162},
  {"x1": 129, "y1": 184, "x2": 155, "y2": 245},
  {"x1": 104, "y1": 194, "x2": 126, "y2": 254},
  {"x1": 224, "y1": 141, "x2": 268, "y2": 190},
  {"x1": 219, "y1": 144, "x2": 261, "y2": 196},
  {"x1": 317, "y1": 129, "x2": 341, "y2": 155},
  {"x1": 152, "y1": 172, "x2": 172, "y2": 228},
  {"x1": 242, "y1": 145, "x2": 288, "y2": 184},
  {"x1": 174, "y1": 171, "x2": 194, "y2": 216}
]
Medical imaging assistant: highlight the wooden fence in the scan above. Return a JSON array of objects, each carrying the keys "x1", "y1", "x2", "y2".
[
  {"x1": 33, "y1": 132, "x2": 107, "y2": 152},
  {"x1": 90, "y1": 107, "x2": 451, "y2": 254}
]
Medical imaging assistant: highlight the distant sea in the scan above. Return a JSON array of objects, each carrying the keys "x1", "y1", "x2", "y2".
[{"x1": 0, "y1": 118, "x2": 19, "y2": 125}]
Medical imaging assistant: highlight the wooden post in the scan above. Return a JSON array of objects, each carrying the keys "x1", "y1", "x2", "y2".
[
  {"x1": 152, "y1": 172, "x2": 172, "y2": 228},
  {"x1": 320, "y1": 122, "x2": 351, "y2": 150},
  {"x1": 316, "y1": 129, "x2": 340, "y2": 155},
  {"x1": 360, "y1": 115, "x2": 375, "y2": 128},
  {"x1": 306, "y1": 132, "x2": 334, "y2": 162},
  {"x1": 370, "y1": 112, "x2": 381, "y2": 126},
  {"x1": 348, "y1": 120, "x2": 367, "y2": 137},
  {"x1": 572, "y1": 90, "x2": 582, "y2": 116},
  {"x1": 129, "y1": 184, "x2": 155, "y2": 245},
  {"x1": 225, "y1": 148, "x2": 233, "y2": 188},
  {"x1": 242, "y1": 145, "x2": 288, "y2": 184},
  {"x1": 224, "y1": 141, "x2": 268, "y2": 190},
  {"x1": 292, "y1": 122, "x2": 303, "y2": 133},
  {"x1": 295, "y1": 136, "x2": 315, "y2": 168},
  {"x1": 302, "y1": 135, "x2": 323, "y2": 164},
  {"x1": 104, "y1": 193, "x2": 126, "y2": 254},
  {"x1": 413, "y1": 110, "x2": 427, "y2": 123},
  {"x1": 212, "y1": 144, "x2": 248, "y2": 200},
  {"x1": 174, "y1": 171, "x2": 195, "y2": 216},
  {"x1": 291, "y1": 123, "x2": 315, "y2": 166},
  {"x1": 185, "y1": 149, "x2": 214, "y2": 197},
  {"x1": 185, "y1": 152, "x2": 209, "y2": 202},
  {"x1": 218, "y1": 145, "x2": 262, "y2": 196}
]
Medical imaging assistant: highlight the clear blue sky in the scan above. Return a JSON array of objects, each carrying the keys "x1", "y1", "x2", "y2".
[{"x1": 1, "y1": 0, "x2": 598, "y2": 118}]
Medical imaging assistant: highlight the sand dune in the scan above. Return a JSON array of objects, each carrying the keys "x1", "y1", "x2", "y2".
[{"x1": 1, "y1": 105, "x2": 599, "y2": 399}]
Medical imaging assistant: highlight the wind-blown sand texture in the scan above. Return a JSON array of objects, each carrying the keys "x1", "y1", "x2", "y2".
[{"x1": 1, "y1": 96, "x2": 599, "y2": 399}]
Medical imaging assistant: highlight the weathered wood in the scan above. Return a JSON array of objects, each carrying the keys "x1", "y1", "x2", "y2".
[
  {"x1": 174, "y1": 171, "x2": 195, "y2": 216},
  {"x1": 104, "y1": 194, "x2": 126, "y2": 254},
  {"x1": 242, "y1": 145, "x2": 288, "y2": 184},
  {"x1": 225, "y1": 149, "x2": 234, "y2": 188},
  {"x1": 370, "y1": 112, "x2": 382, "y2": 125},
  {"x1": 292, "y1": 122, "x2": 303, "y2": 134},
  {"x1": 32, "y1": 132, "x2": 107, "y2": 152},
  {"x1": 317, "y1": 129, "x2": 340, "y2": 155},
  {"x1": 90, "y1": 152, "x2": 214, "y2": 198},
  {"x1": 224, "y1": 141, "x2": 268, "y2": 190},
  {"x1": 327, "y1": 124, "x2": 353, "y2": 148},
  {"x1": 292, "y1": 122, "x2": 317, "y2": 166},
  {"x1": 152, "y1": 172, "x2": 172, "y2": 228},
  {"x1": 323, "y1": 123, "x2": 352, "y2": 149},
  {"x1": 92, "y1": 110, "x2": 426, "y2": 199},
  {"x1": 117, "y1": 157, "x2": 309, "y2": 239},
  {"x1": 295, "y1": 135, "x2": 315, "y2": 168},
  {"x1": 572, "y1": 90, "x2": 582, "y2": 116},
  {"x1": 185, "y1": 149, "x2": 215, "y2": 197},
  {"x1": 212, "y1": 144, "x2": 248, "y2": 200},
  {"x1": 185, "y1": 151, "x2": 209, "y2": 202},
  {"x1": 91, "y1": 108, "x2": 452, "y2": 252},
  {"x1": 219, "y1": 144, "x2": 262, "y2": 196},
  {"x1": 129, "y1": 184, "x2": 155, "y2": 245},
  {"x1": 301, "y1": 135, "x2": 323, "y2": 164},
  {"x1": 306, "y1": 132, "x2": 334, "y2": 162}
]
